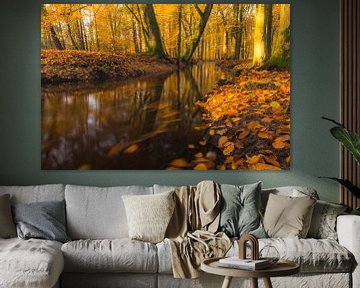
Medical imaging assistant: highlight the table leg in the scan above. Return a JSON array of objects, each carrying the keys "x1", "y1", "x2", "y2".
[
  {"x1": 221, "y1": 276, "x2": 232, "y2": 288},
  {"x1": 263, "y1": 277, "x2": 273, "y2": 288},
  {"x1": 251, "y1": 278, "x2": 258, "y2": 288}
]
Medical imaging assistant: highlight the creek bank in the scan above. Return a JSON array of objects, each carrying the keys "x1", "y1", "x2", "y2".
[{"x1": 41, "y1": 49, "x2": 178, "y2": 84}]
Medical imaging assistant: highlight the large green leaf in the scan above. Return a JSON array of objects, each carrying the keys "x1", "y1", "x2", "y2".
[
  {"x1": 331, "y1": 127, "x2": 360, "y2": 165},
  {"x1": 322, "y1": 117, "x2": 360, "y2": 165},
  {"x1": 319, "y1": 177, "x2": 360, "y2": 199}
]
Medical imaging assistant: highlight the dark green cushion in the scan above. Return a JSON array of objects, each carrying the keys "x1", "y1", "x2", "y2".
[
  {"x1": 12, "y1": 200, "x2": 70, "y2": 243},
  {"x1": 218, "y1": 182, "x2": 266, "y2": 238}
]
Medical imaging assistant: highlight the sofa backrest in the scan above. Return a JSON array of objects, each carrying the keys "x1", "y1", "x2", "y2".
[
  {"x1": 65, "y1": 184, "x2": 153, "y2": 240},
  {"x1": 261, "y1": 186, "x2": 319, "y2": 212},
  {"x1": 0, "y1": 184, "x2": 65, "y2": 204}
]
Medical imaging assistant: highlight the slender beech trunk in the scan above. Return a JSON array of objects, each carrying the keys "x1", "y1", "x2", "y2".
[
  {"x1": 144, "y1": 4, "x2": 167, "y2": 59},
  {"x1": 183, "y1": 4, "x2": 213, "y2": 63},
  {"x1": 265, "y1": 4, "x2": 273, "y2": 61}
]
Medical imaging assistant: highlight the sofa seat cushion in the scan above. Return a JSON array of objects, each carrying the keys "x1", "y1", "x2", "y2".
[
  {"x1": 0, "y1": 238, "x2": 64, "y2": 288},
  {"x1": 157, "y1": 238, "x2": 353, "y2": 274},
  {"x1": 229, "y1": 238, "x2": 354, "y2": 273},
  {"x1": 62, "y1": 239, "x2": 158, "y2": 273}
]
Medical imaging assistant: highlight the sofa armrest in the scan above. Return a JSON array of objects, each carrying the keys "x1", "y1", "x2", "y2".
[{"x1": 337, "y1": 215, "x2": 360, "y2": 288}]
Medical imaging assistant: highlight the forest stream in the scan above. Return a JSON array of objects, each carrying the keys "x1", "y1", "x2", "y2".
[{"x1": 41, "y1": 62, "x2": 224, "y2": 169}]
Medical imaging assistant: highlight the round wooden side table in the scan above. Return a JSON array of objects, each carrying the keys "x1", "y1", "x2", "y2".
[{"x1": 201, "y1": 257, "x2": 300, "y2": 288}]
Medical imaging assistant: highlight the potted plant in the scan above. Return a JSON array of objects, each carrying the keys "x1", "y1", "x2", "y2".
[{"x1": 320, "y1": 117, "x2": 360, "y2": 215}]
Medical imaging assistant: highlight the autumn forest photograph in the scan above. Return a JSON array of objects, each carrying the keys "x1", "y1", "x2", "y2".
[{"x1": 41, "y1": 4, "x2": 290, "y2": 170}]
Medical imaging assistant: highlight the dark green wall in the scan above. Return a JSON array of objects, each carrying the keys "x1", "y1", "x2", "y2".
[{"x1": 0, "y1": 0, "x2": 340, "y2": 202}]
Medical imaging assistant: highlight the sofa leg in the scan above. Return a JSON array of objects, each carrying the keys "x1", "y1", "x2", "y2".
[
  {"x1": 221, "y1": 276, "x2": 232, "y2": 288},
  {"x1": 251, "y1": 278, "x2": 258, "y2": 288}
]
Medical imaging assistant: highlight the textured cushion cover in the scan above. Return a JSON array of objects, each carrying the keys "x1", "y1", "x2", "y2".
[
  {"x1": 307, "y1": 200, "x2": 347, "y2": 240},
  {"x1": 218, "y1": 182, "x2": 266, "y2": 238},
  {"x1": 65, "y1": 185, "x2": 153, "y2": 239},
  {"x1": 0, "y1": 194, "x2": 16, "y2": 238},
  {"x1": 263, "y1": 193, "x2": 316, "y2": 238},
  {"x1": 12, "y1": 200, "x2": 70, "y2": 243},
  {"x1": 157, "y1": 237, "x2": 353, "y2": 274},
  {"x1": 122, "y1": 191, "x2": 175, "y2": 243},
  {"x1": 61, "y1": 239, "x2": 158, "y2": 273},
  {"x1": 0, "y1": 238, "x2": 64, "y2": 288}
]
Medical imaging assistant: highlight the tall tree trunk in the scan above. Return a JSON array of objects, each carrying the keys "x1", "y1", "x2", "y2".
[
  {"x1": 81, "y1": 20, "x2": 88, "y2": 50},
  {"x1": 77, "y1": 20, "x2": 85, "y2": 50},
  {"x1": 233, "y1": 4, "x2": 241, "y2": 59},
  {"x1": 93, "y1": 13, "x2": 100, "y2": 51},
  {"x1": 58, "y1": 22, "x2": 66, "y2": 50},
  {"x1": 252, "y1": 4, "x2": 266, "y2": 67},
  {"x1": 126, "y1": 4, "x2": 151, "y2": 52},
  {"x1": 50, "y1": 26, "x2": 64, "y2": 50},
  {"x1": 177, "y1": 4, "x2": 182, "y2": 63},
  {"x1": 132, "y1": 18, "x2": 140, "y2": 53},
  {"x1": 144, "y1": 4, "x2": 167, "y2": 59},
  {"x1": 67, "y1": 23, "x2": 78, "y2": 50},
  {"x1": 271, "y1": 4, "x2": 290, "y2": 60},
  {"x1": 183, "y1": 4, "x2": 213, "y2": 63},
  {"x1": 265, "y1": 4, "x2": 273, "y2": 61}
]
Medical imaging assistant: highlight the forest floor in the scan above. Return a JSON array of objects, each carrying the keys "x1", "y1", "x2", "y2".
[
  {"x1": 167, "y1": 62, "x2": 291, "y2": 170},
  {"x1": 41, "y1": 49, "x2": 177, "y2": 84}
]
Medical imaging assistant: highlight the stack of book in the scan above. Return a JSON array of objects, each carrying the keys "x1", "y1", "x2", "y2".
[{"x1": 218, "y1": 257, "x2": 271, "y2": 270}]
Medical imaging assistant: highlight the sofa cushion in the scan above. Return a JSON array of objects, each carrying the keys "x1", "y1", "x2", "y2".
[
  {"x1": 0, "y1": 238, "x2": 63, "y2": 288},
  {"x1": 261, "y1": 186, "x2": 319, "y2": 212},
  {"x1": 12, "y1": 200, "x2": 70, "y2": 243},
  {"x1": 263, "y1": 194, "x2": 316, "y2": 238},
  {"x1": 157, "y1": 238, "x2": 353, "y2": 274},
  {"x1": 61, "y1": 239, "x2": 158, "y2": 273},
  {"x1": 307, "y1": 200, "x2": 347, "y2": 240},
  {"x1": 0, "y1": 184, "x2": 65, "y2": 204},
  {"x1": 65, "y1": 185, "x2": 153, "y2": 239},
  {"x1": 218, "y1": 182, "x2": 266, "y2": 238},
  {"x1": 122, "y1": 191, "x2": 175, "y2": 243},
  {"x1": 0, "y1": 194, "x2": 16, "y2": 238}
]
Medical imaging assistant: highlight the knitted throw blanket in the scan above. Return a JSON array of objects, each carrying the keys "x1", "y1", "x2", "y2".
[{"x1": 165, "y1": 181, "x2": 231, "y2": 279}]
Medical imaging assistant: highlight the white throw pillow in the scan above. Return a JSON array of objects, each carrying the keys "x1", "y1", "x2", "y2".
[{"x1": 122, "y1": 191, "x2": 175, "y2": 243}]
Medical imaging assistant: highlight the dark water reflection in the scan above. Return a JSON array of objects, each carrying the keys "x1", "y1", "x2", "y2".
[{"x1": 41, "y1": 63, "x2": 223, "y2": 169}]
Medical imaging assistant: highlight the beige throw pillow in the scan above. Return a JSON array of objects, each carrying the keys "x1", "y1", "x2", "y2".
[
  {"x1": 122, "y1": 191, "x2": 175, "y2": 243},
  {"x1": 0, "y1": 194, "x2": 17, "y2": 238},
  {"x1": 263, "y1": 193, "x2": 316, "y2": 238}
]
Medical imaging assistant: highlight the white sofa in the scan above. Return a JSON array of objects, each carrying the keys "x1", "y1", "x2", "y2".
[{"x1": 0, "y1": 184, "x2": 359, "y2": 288}]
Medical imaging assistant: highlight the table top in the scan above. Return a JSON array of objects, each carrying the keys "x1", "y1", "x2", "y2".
[{"x1": 201, "y1": 257, "x2": 300, "y2": 278}]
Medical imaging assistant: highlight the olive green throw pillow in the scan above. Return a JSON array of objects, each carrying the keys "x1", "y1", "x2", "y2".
[
  {"x1": 0, "y1": 194, "x2": 16, "y2": 238},
  {"x1": 263, "y1": 194, "x2": 316, "y2": 238},
  {"x1": 218, "y1": 182, "x2": 266, "y2": 238},
  {"x1": 122, "y1": 191, "x2": 175, "y2": 243}
]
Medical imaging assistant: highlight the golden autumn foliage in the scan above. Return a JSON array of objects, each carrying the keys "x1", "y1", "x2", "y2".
[
  {"x1": 167, "y1": 69, "x2": 290, "y2": 170},
  {"x1": 41, "y1": 49, "x2": 176, "y2": 83}
]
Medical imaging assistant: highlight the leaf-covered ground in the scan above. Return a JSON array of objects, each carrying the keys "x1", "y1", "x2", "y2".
[
  {"x1": 167, "y1": 69, "x2": 290, "y2": 170},
  {"x1": 41, "y1": 50, "x2": 176, "y2": 84}
]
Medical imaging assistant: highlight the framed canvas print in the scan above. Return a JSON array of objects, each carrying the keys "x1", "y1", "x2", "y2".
[{"x1": 41, "y1": 4, "x2": 290, "y2": 170}]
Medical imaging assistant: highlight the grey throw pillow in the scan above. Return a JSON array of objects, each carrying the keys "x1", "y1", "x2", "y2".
[
  {"x1": 0, "y1": 194, "x2": 16, "y2": 238},
  {"x1": 12, "y1": 200, "x2": 70, "y2": 243},
  {"x1": 218, "y1": 182, "x2": 266, "y2": 238},
  {"x1": 307, "y1": 200, "x2": 347, "y2": 240}
]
